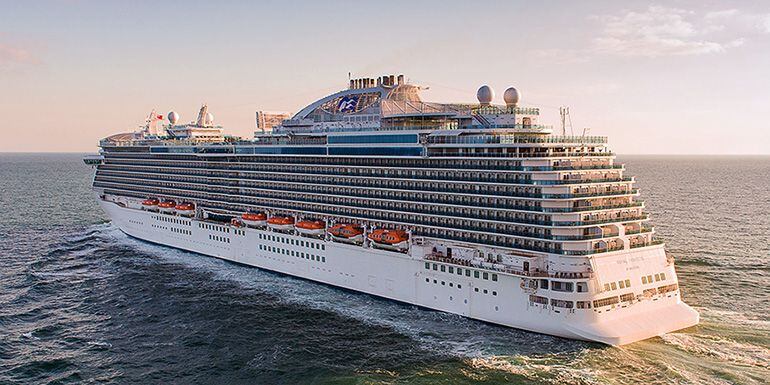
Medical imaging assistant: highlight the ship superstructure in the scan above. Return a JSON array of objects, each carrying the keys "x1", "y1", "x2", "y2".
[{"x1": 86, "y1": 75, "x2": 699, "y2": 345}]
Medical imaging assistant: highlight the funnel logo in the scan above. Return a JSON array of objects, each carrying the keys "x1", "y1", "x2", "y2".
[{"x1": 338, "y1": 96, "x2": 358, "y2": 113}]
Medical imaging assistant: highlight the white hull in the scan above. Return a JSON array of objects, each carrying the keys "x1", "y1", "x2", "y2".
[
  {"x1": 100, "y1": 200, "x2": 699, "y2": 345},
  {"x1": 296, "y1": 227, "x2": 324, "y2": 237},
  {"x1": 243, "y1": 220, "x2": 266, "y2": 228}
]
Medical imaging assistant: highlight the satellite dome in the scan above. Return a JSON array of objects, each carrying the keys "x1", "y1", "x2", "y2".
[
  {"x1": 503, "y1": 87, "x2": 521, "y2": 107},
  {"x1": 476, "y1": 85, "x2": 494, "y2": 105},
  {"x1": 167, "y1": 111, "x2": 179, "y2": 125},
  {"x1": 204, "y1": 112, "x2": 214, "y2": 125}
]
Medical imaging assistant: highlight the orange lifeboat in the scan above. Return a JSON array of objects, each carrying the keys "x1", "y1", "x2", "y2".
[
  {"x1": 158, "y1": 200, "x2": 176, "y2": 213},
  {"x1": 367, "y1": 229, "x2": 409, "y2": 252},
  {"x1": 241, "y1": 212, "x2": 267, "y2": 227},
  {"x1": 328, "y1": 224, "x2": 364, "y2": 245},
  {"x1": 142, "y1": 198, "x2": 159, "y2": 211},
  {"x1": 267, "y1": 215, "x2": 295, "y2": 232},
  {"x1": 175, "y1": 202, "x2": 195, "y2": 217},
  {"x1": 295, "y1": 220, "x2": 325, "y2": 237}
]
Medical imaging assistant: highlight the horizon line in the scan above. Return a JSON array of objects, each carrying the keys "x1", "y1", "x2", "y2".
[{"x1": 1, "y1": 151, "x2": 769, "y2": 156}]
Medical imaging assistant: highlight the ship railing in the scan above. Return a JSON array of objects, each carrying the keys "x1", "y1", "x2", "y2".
[
  {"x1": 542, "y1": 202, "x2": 644, "y2": 213},
  {"x1": 97, "y1": 169, "x2": 641, "y2": 214},
  {"x1": 426, "y1": 134, "x2": 607, "y2": 145},
  {"x1": 98, "y1": 165, "x2": 640, "y2": 200},
  {"x1": 630, "y1": 240, "x2": 664, "y2": 249},
  {"x1": 98, "y1": 183, "x2": 652, "y2": 257},
  {"x1": 104, "y1": 168, "x2": 637, "y2": 198},
  {"x1": 425, "y1": 151, "x2": 615, "y2": 159},
  {"x1": 424, "y1": 254, "x2": 593, "y2": 279},
  {"x1": 102, "y1": 152, "x2": 623, "y2": 172},
  {"x1": 531, "y1": 177, "x2": 634, "y2": 185},
  {"x1": 101, "y1": 161, "x2": 632, "y2": 187},
  {"x1": 96, "y1": 175, "x2": 649, "y2": 229},
  {"x1": 102, "y1": 171, "x2": 556, "y2": 209}
]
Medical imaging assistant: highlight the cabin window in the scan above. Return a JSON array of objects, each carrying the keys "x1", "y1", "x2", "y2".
[
  {"x1": 593, "y1": 296, "x2": 620, "y2": 308},
  {"x1": 448, "y1": 266, "x2": 454, "y2": 274},
  {"x1": 551, "y1": 281, "x2": 573, "y2": 292},
  {"x1": 659, "y1": 273, "x2": 665, "y2": 281},
  {"x1": 491, "y1": 274, "x2": 498, "y2": 282},
  {"x1": 474, "y1": 271, "x2": 480, "y2": 279},
  {"x1": 550, "y1": 299, "x2": 573, "y2": 309},
  {"x1": 483, "y1": 272, "x2": 489, "y2": 280},
  {"x1": 432, "y1": 264, "x2": 437, "y2": 271},
  {"x1": 540, "y1": 279, "x2": 548, "y2": 289},
  {"x1": 440, "y1": 265, "x2": 446, "y2": 272},
  {"x1": 576, "y1": 282, "x2": 588, "y2": 293},
  {"x1": 457, "y1": 268, "x2": 463, "y2": 275},
  {"x1": 425, "y1": 262, "x2": 430, "y2": 269},
  {"x1": 620, "y1": 293, "x2": 635, "y2": 302}
]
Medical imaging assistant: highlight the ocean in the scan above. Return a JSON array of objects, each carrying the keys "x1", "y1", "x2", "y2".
[{"x1": 0, "y1": 153, "x2": 767, "y2": 385}]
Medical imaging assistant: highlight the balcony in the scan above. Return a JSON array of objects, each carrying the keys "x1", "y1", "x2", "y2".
[
  {"x1": 424, "y1": 254, "x2": 593, "y2": 279},
  {"x1": 542, "y1": 202, "x2": 644, "y2": 213},
  {"x1": 426, "y1": 134, "x2": 607, "y2": 145}
]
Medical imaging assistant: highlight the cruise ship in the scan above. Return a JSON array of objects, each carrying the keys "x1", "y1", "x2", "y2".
[{"x1": 85, "y1": 74, "x2": 699, "y2": 345}]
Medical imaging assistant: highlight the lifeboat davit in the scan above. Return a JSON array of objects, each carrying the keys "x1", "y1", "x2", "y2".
[
  {"x1": 295, "y1": 220, "x2": 325, "y2": 237},
  {"x1": 368, "y1": 229, "x2": 409, "y2": 252},
  {"x1": 158, "y1": 200, "x2": 176, "y2": 213},
  {"x1": 175, "y1": 202, "x2": 195, "y2": 217},
  {"x1": 267, "y1": 216, "x2": 295, "y2": 232},
  {"x1": 241, "y1": 212, "x2": 267, "y2": 228},
  {"x1": 142, "y1": 198, "x2": 159, "y2": 211},
  {"x1": 328, "y1": 224, "x2": 364, "y2": 245}
]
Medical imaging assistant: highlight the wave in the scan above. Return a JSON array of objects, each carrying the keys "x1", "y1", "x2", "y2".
[{"x1": 93, "y1": 224, "x2": 581, "y2": 359}]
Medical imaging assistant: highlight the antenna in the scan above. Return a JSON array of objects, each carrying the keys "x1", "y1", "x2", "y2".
[
  {"x1": 581, "y1": 127, "x2": 591, "y2": 147},
  {"x1": 559, "y1": 106, "x2": 572, "y2": 136}
]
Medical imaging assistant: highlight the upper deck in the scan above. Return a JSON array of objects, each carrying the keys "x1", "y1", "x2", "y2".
[{"x1": 100, "y1": 74, "x2": 604, "y2": 154}]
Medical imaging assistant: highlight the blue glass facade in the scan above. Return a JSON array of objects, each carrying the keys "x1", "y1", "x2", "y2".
[
  {"x1": 328, "y1": 134, "x2": 418, "y2": 144},
  {"x1": 236, "y1": 147, "x2": 326, "y2": 155},
  {"x1": 329, "y1": 146, "x2": 422, "y2": 156}
]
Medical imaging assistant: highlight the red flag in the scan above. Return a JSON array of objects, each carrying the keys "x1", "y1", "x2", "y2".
[{"x1": 157, "y1": 115, "x2": 163, "y2": 120}]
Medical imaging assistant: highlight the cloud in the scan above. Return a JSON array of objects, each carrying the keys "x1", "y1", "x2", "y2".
[
  {"x1": 0, "y1": 41, "x2": 40, "y2": 68},
  {"x1": 591, "y1": 6, "x2": 733, "y2": 57},
  {"x1": 704, "y1": 9, "x2": 740, "y2": 19}
]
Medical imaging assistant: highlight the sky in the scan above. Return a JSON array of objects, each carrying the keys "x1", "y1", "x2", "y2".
[{"x1": 1, "y1": 0, "x2": 769, "y2": 154}]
